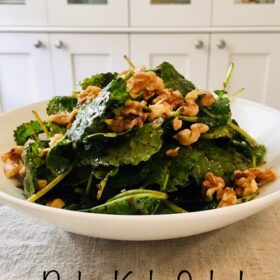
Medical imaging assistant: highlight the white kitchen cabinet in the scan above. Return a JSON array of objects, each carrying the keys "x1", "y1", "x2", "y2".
[
  {"x1": 130, "y1": 0, "x2": 211, "y2": 27},
  {"x1": 50, "y1": 34, "x2": 129, "y2": 95},
  {"x1": 208, "y1": 33, "x2": 280, "y2": 109},
  {"x1": 46, "y1": 0, "x2": 128, "y2": 27},
  {"x1": 212, "y1": 0, "x2": 280, "y2": 26},
  {"x1": 130, "y1": 34, "x2": 209, "y2": 89},
  {"x1": 0, "y1": 0, "x2": 47, "y2": 26},
  {"x1": 0, "y1": 33, "x2": 53, "y2": 112}
]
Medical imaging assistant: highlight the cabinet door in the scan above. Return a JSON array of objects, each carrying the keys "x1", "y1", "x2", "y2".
[
  {"x1": 130, "y1": 34, "x2": 209, "y2": 89},
  {"x1": 0, "y1": 0, "x2": 47, "y2": 26},
  {"x1": 208, "y1": 34, "x2": 280, "y2": 110},
  {"x1": 47, "y1": 0, "x2": 128, "y2": 27},
  {"x1": 130, "y1": 0, "x2": 211, "y2": 27},
  {"x1": 212, "y1": 0, "x2": 280, "y2": 26},
  {"x1": 0, "y1": 34, "x2": 53, "y2": 112},
  {"x1": 51, "y1": 34, "x2": 129, "y2": 95}
]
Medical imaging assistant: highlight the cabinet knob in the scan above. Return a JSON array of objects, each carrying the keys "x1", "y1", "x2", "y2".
[
  {"x1": 54, "y1": 40, "x2": 63, "y2": 49},
  {"x1": 194, "y1": 40, "x2": 204, "y2": 49},
  {"x1": 217, "y1": 40, "x2": 226, "y2": 49},
  {"x1": 33, "y1": 40, "x2": 42, "y2": 48}
]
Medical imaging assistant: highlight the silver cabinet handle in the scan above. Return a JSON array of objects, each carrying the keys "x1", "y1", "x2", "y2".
[
  {"x1": 217, "y1": 40, "x2": 226, "y2": 49},
  {"x1": 194, "y1": 40, "x2": 204, "y2": 49},
  {"x1": 33, "y1": 40, "x2": 42, "y2": 48},
  {"x1": 54, "y1": 40, "x2": 63, "y2": 49}
]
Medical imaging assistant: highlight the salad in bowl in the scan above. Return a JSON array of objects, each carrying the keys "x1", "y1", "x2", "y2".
[{"x1": 1, "y1": 58, "x2": 277, "y2": 215}]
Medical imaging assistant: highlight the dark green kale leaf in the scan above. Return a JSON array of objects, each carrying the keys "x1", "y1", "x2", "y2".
[
  {"x1": 46, "y1": 139, "x2": 74, "y2": 176},
  {"x1": 66, "y1": 78, "x2": 129, "y2": 142},
  {"x1": 232, "y1": 140, "x2": 266, "y2": 166},
  {"x1": 90, "y1": 119, "x2": 163, "y2": 167},
  {"x1": 79, "y1": 72, "x2": 117, "y2": 90},
  {"x1": 143, "y1": 139, "x2": 252, "y2": 192},
  {"x1": 153, "y1": 62, "x2": 195, "y2": 96},
  {"x1": 191, "y1": 140, "x2": 253, "y2": 185},
  {"x1": 22, "y1": 141, "x2": 46, "y2": 198},
  {"x1": 142, "y1": 145, "x2": 196, "y2": 192},
  {"x1": 14, "y1": 121, "x2": 66, "y2": 145},
  {"x1": 199, "y1": 96, "x2": 231, "y2": 130},
  {"x1": 14, "y1": 121, "x2": 42, "y2": 145},
  {"x1": 46, "y1": 96, "x2": 77, "y2": 115},
  {"x1": 87, "y1": 189, "x2": 167, "y2": 215}
]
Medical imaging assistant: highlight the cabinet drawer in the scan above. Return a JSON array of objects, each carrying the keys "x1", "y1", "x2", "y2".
[
  {"x1": 212, "y1": 0, "x2": 280, "y2": 26},
  {"x1": 130, "y1": 0, "x2": 211, "y2": 27},
  {"x1": 46, "y1": 0, "x2": 128, "y2": 27},
  {"x1": 0, "y1": 0, "x2": 47, "y2": 26}
]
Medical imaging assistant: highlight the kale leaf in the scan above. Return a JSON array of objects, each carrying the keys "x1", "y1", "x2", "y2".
[
  {"x1": 199, "y1": 96, "x2": 231, "y2": 130},
  {"x1": 46, "y1": 139, "x2": 74, "y2": 176},
  {"x1": 153, "y1": 62, "x2": 195, "y2": 96},
  {"x1": 22, "y1": 141, "x2": 46, "y2": 198},
  {"x1": 87, "y1": 189, "x2": 167, "y2": 215},
  {"x1": 90, "y1": 119, "x2": 163, "y2": 167},
  {"x1": 46, "y1": 96, "x2": 77, "y2": 115},
  {"x1": 14, "y1": 120, "x2": 66, "y2": 145},
  {"x1": 66, "y1": 78, "x2": 129, "y2": 142},
  {"x1": 79, "y1": 72, "x2": 117, "y2": 90},
  {"x1": 14, "y1": 121, "x2": 42, "y2": 145}
]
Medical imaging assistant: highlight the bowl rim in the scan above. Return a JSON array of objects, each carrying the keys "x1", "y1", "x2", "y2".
[{"x1": 0, "y1": 98, "x2": 279, "y2": 221}]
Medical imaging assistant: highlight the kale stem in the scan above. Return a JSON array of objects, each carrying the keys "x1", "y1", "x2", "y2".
[
  {"x1": 228, "y1": 87, "x2": 245, "y2": 99},
  {"x1": 179, "y1": 116, "x2": 199, "y2": 122},
  {"x1": 123, "y1": 55, "x2": 136, "y2": 70},
  {"x1": 86, "y1": 172, "x2": 94, "y2": 196},
  {"x1": 223, "y1": 63, "x2": 234, "y2": 90},
  {"x1": 32, "y1": 110, "x2": 51, "y2": 139},
  {"x1": 237, "y1": 190, "x2": 259, "y2": 204},
  {"x1": 97, "y1": 167, "x2": 119, "y2": 200},
  {"x1": 201, "y1": 108, "x2": 219, "y2": 119},
  {"x1": 163, "y1": 200, "x2": 187, "y2": 213},
  {"x1": 228, "y1": 121, "x2": 258, "y2": 147},
  {"x1": 27, "y1": 161, "x2": 76, "y2": 203}
]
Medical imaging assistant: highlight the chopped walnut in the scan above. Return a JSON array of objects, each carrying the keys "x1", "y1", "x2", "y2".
[
  {"x1": 46, "y1": 198, "x2": 65, "y2": 209},
  {"x1": 3, "y1": 160, "x2": 20, "y2": 178},
  {"x1": 126, "y1": 71, "x2": 165, "y2": 99},
  {"x1": 153, "y1": 89, "x2": 184, "y2": 109},
  {"x1": 175, "y1": 123, "x2": 209, "y2": 146},
  {"x1": 202, "y1": 172, "x2": 225, "y2": 200},
  {"x1": 217, "y1": 187, "x2": 238, "y2": 208},
  {"x1": 248, "y1": 167, "x2": 277, "y2": 183},
  {"x1": 185, "y1": 88, "x2": 215, "y2": 107},
  {"x1": 149, "y1": 102, "x2": 172, "y2": 120},
  {"x1": 233, "y1": 167, "x2": 277, "y2": 197},
  {"x1": 172, "y1": 117, "x2": 182, "y2": 131},
  {"x1": 107, "y1": 100, "x2": 148, "y2": 133},
  {"x1": 1, "y1": 146, "x2": 24, "y2": 162},
  {"x1": 166, "y1": 147, "x2": 180, "y2": 157},
  {"x1": 49, "y1": 133, "x2": 64, "y2": 147},
  {"x1": 37, "y1": 179, "x2": 48, "y2": 190},
  {"x1": 121, "y1": 100, "x2": 147, "y2": 117},
  {"x1": 2, "y1": 146, "x2": 24, "y2": 178},
  {"x1": 200, "y1": 92, "x2": 215, "y2": 107},
  {"x1": 48, "y1": 109, "x2": 78, "y2": 126},
  {"x1": 181, "y1": 99, "x2": 199, "y2": 117},
  {"x1": 78, "y1": 86, "x2": 101, "y2": 104},
  {"x1": 109, "y1": 116, "x2": 145, "y2": 133},
  {"x1": 185, "y1": 90, "x2": 198, "y2": 101}
]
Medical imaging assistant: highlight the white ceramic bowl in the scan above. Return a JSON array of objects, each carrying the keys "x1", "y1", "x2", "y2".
[{"x1": 0, "y1": 98, "x2": 279, "y2": 241}]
